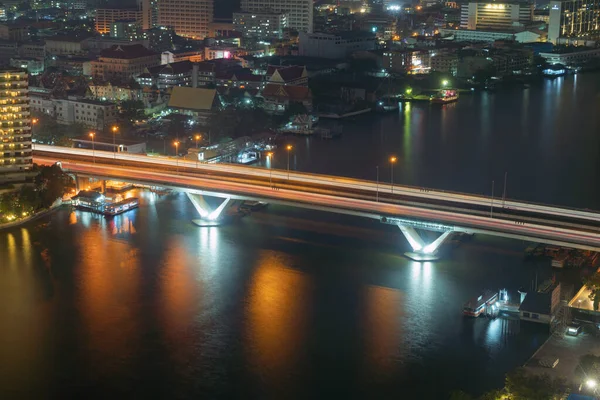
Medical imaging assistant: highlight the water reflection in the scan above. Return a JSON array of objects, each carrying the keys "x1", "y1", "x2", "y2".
[
  {"x1": 362, "y1": 284, "x2": 404, "y2": 381},
  {"x1": 245, "y1": 251, "x2": 312, "y2": 385}
]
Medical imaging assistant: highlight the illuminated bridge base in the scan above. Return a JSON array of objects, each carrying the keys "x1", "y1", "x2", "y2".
[
  {"x1": 186, "y1": 192, "x2": 240, "y2": 226},
  {"x1": 398, "y1": 226, "x2": 453, "y2": 261}
]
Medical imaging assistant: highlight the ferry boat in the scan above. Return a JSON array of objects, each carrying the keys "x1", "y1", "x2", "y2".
[
  {"x1": 463, "y1": 290, "x2": 499, "y2": 317},
  {"x1": 104, "y1": 197, "x2": 139, "y2": 216},
  {"x1": 430, "y1": 89, "x2": 459, "y2": 104}
]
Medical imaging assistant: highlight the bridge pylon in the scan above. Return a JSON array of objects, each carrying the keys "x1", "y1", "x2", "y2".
[
  {"x1": 398, "y1": 225, "x2": 453, "y2": 261},
  {"x1": 186, "y1": 192, "x2": 242, "y2": 226}
]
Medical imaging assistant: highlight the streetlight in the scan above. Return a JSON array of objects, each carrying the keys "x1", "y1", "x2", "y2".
[
  {"x1": 390, "y1": 156, "x2": 397, "y2": 194},
  {"x1": 442, "y1": 79, "x2": 449, "y2": 88},
  {"x1": 31, "y1": 118, "x2": 39, "y2": 147},
  {"x1": 111, "y1": 125, "x2": 119, "y2": 159},
  {"x1": 89, "y1": 132, "x2": 95, "y2": 164},
  {"x1": 195, "y1": 134, "x2": 201, "y2": 149},
  {"x1": 173, "y1": 141, "x2": 180, "y2": 173},
  {"x1": 266, "y1": 152, "x2": 273, "y2": 187},
  {"x1": 286, "y1": 144, "x2": 292, "y2": 179}
]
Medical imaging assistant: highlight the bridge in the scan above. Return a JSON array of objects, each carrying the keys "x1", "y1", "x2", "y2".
[{"x1": 33, "y1": 144, "x2": 600, "y2": 259}]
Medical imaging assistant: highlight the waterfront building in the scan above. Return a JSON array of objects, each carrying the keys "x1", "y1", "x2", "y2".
[
  {"x1": 158, "y1": 0, "x2": 214, "y2": 40},
  {"x1": 261, "y1": 84, "x2": 312, "y2": 114},
  {"x1": 539, "y1": 47, "x2": 600, "y2": 66},
  {"x1": 95, "y1": 7, "x2": 142, "y2": 34},
  {"x1": 233, "y1": 11, "x2": 288, "y2": 40},
  {"x1": 0, "y1": 68, "x2": 33, "y2": 184},
  {"x1": 460, "y1": 1, "x2": 534, "y2": 30},
  {"x1": 548, "y1": 0, "x2": 600, "y2": 44},
  {"x1": 240, "y1": 0, "x2": 313, "y2": 33},
  {"x1": 298, "y1": 31, "x2": 377, "y2": 59},
  {"x1": 90, "y1": 44, "x2": 160, "y2": 81}
]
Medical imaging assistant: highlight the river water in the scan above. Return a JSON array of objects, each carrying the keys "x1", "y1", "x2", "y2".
[{"x1": 1, "y1": 73, "x2": 598, "y2": 398}]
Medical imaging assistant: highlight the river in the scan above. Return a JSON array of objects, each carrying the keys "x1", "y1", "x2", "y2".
[{"x1": 1, "y1": 73, "x2": 598, "y2": 398}]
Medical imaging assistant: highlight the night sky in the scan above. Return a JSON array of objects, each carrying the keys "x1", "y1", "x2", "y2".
[{"x1": 215, "y1": 0, "x2": 240, "y2": 18}]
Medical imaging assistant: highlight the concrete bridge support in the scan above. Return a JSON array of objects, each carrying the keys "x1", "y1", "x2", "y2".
[
  {"x1": 186, "y1": 192, "x2": 242, "y2": 226},
  {"x1": 398, "y1": 225, "x2": 453, "y2": 261}
]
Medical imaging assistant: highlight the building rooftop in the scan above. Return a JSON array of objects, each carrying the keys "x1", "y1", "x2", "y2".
[
  {"x1": 266, "y1": 65, "x2": 306, "y2": 82},
  {"x1": 519, "y1": 292, "x2": 551, "y2": 315},
  {"x1": 148, "y1": 60, "x2": 194, "y2": 75},
  {"x1": 262, "y1": 84, "x2": 312, "y2": 101},
  {"x1": 45, "y1": 34, "x2": 92, "y2": 43},
  {"x1": 168, "y1": 86, "x2": 218, "y2": 111},
  {"x1": 100, "y1": 44, "x2": 158, "y2": 59}
]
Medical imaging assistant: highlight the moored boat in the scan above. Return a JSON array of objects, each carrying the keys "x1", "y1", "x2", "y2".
[
  {"x1": 430, "y1": 89, "x2": 459, "y2": 104},
  {"x1": 463, "y1": 290, "x2": 498, "y2": 317}
]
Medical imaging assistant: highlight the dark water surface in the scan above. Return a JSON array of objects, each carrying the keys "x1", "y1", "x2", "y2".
[
  {"x1": 266, "y1": 73, "x2": 600, "y2": 210},
  {"x1": 2, "y1": 74, "x2": 598, "y2": 398}
]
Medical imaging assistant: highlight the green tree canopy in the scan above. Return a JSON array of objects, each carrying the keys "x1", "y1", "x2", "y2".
[{"x1": 584, "y1": 272, "x2": 600, "y2": 310}]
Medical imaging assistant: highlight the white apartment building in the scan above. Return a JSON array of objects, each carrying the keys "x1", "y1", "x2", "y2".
[
  {"x1": 240, "y1": 0, "x2": 313, "y2": 33},
  {"x1": 54, "y1": 98, "x2": 117, "y2": 130},
  {"x1": 460, "y1": 2, "x2": 533, "y2": 30},
  {"x1": 159, "y1": 0, "x2": 214, "y2": 40}
]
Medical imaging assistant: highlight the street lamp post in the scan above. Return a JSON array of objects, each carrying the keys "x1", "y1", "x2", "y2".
[
  {"x1": 194, "y1": 134, "x2": 201, "y2": 168},
  {"x1": 89, "y1": 132, "x2": 95, "y2": 164},
  {"x1": 286, "y1": 145, "x2": 292, "y2": 180},
  {"x1": 267, "y1": 152, "x2": 273, "y2": 187},
  {"x1": 376, "y1": 165, "x2": 379, "y2": 202},
  {"x1": 174, "y1": 141, "x2": 180, "y2": 173},
  {"x1": 390, "y1": 156, "x2": 397, "y2": 194},
  {"x1": 111, "y1": 125, "x2": 119, "y2": 159}
]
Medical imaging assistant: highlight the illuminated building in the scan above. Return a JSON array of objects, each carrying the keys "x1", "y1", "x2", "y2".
[
  {"x1": 233, "y1": 11, "x2": 288, "y2": 40},
  {"x1": 548, "y1": 0, "x2": 600, "y2": 44},
  {"x1": 240, "y1": 0, "x2": 313, "y2": 33},
  {"x1": 90, "y1": 44, "x2": 160, "y2": 81},
  {"x1": 460, "y1": 2, "x2": 533, "y2": 30},
  {"x1": 158, "y1": 0, "x2": 214, "y2": 40},
  {"x1": 0, "y1": 68, "x2": 33, "y2": 184},
  {"x1": 95, "y1": 7, "x2": 142, "y2": 34}
]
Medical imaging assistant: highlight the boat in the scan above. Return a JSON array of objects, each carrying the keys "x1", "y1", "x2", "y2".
[
  {"x1": 104, "y1": 197, "x2": 139, "y2": 216},
  {"x1": 239, "y1": 201, "x2": 268, "y2": 212},
  {"x1": 376, "y1": 97, "x2": 400, "y2": 112},
  {"x1": 463, "y1": 290, "x2": 499, "y2": 317},
  {"x1": 430, "y1": 89, "x2": 459, "y2": 104}
]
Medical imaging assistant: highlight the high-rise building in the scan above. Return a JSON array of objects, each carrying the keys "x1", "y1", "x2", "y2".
[
  {"x1": 233, "y1": 11, "x2": 288, "y2": 40},
  {"x1": 460, "y1": 2, "x2": 533, "y2": 30},
  {"x1": 548, "y1": 0, "x2": 600, "y2": 44},
  {"x1": 141, "y1": 0, "x2": 159, "y2": 30},
  {"x1": 0, "y1": 68, "x2": 32, "y2": 184},
  {"x1": 158, "y1": 0, "x2": 214, "y2": 40},
  {"x1": 240, "y1": 0, "x2": 313, "y2": 33},
  {"x1": 96, "y1": 7, "x2": 143, "y2": 34}
]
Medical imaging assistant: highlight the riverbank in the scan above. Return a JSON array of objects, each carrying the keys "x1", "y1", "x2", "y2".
[{"x1": 0, "y1": 202, "x2": 64, "y2": 231}]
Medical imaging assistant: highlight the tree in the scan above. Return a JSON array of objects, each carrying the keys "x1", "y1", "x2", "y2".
[
  {"x1": 282, "y1": 102, "x2": 308, "y2": 121},
  {"x1": 34, "y1": 164, "x2": 72, "y2": 208},
  {"x1": 120, "y1": 100, "x2": 146, "y2": 121},
  {"x1": 18, "y1": 185, "x2": 40, "y2": 212},
  {"x1": 504, "y1": 368, "x2": 564, "y2": 400},
  {"x1": 584, "y1": 272, "x2": 600, "y2": 310},
  {"x1": 449, "y1": 390, "x2": 474, "y2": 400}
]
